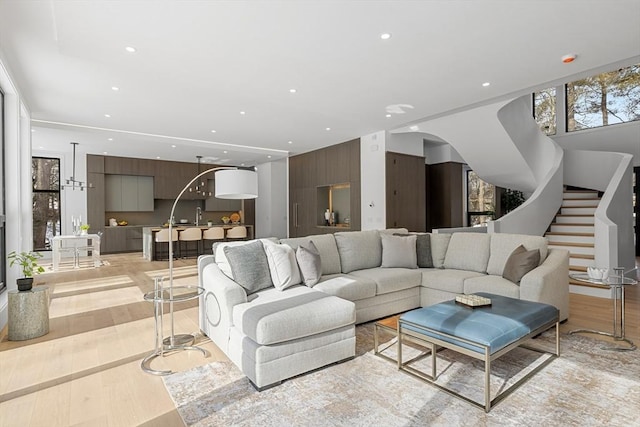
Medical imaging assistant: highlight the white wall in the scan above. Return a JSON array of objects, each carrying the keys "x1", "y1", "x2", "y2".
[
  {"x1": 424, "y1": 143, "x2": 465, "y2": 165},
  {"x1": 360, "y1": 131, "x2": 386, "y2": 230},
  {"x1": 386, "y1": 132, "x2": 424, "y2": 157},
  {"x1": 255, "y1": 159, "x2": 287, "y2": 239}
]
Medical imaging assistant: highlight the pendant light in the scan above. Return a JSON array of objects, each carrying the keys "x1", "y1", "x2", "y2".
[
  {"x1": 188, "y1": 156, "x2": 212, "y2": 197},
  {"x1": 61, "y1": 142, "x2": 87, "y2": 191}
]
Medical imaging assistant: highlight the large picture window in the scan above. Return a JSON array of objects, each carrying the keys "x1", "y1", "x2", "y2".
[
  {"x1": 466, "y1": 170, "x2": 495, "y2": 227},
  {"x1": 32, "y1": 157, "x2": 61, "y2": 250},
  {"x1": 566, "y1": 64, "x2": 640, "y2": 132}
]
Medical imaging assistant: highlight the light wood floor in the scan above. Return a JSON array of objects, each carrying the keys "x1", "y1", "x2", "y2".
[{"x1": 1, "y1": 254, "x2": 638, "y2": 427}]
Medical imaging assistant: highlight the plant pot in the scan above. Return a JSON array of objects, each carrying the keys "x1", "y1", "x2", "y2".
[{"x1": 17, "y1": 277, "x2": 34, "y2": 292}]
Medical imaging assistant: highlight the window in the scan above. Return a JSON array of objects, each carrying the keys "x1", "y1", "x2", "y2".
[
  {"x1": 566, "y1": 64, "x2": 640, "y2": 132},
  {"x1": 466, "y1": 170, "x2": 495, "y2": 226},
  {"x1": 533, "y1": 87, "x2": 557, "y2": 135},
  {"x1": 32, "y1": 157, "x2": 61, "y2": 250}
]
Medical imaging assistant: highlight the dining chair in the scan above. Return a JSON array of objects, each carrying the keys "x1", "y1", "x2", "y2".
[
  {"x1": 179, "y1": 227, "x2": 203, "y2": 258},
  {"x1": 226, "y1": 225, "x2": 248, "y2": 240},
  {"x1": 155, "y1": 228, "x2": 179, "y2": 260},
  {"x1": 202, "y1": 227, "x2": 225, "y2": 254}
]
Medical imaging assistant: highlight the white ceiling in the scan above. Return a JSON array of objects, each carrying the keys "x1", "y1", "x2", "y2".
[{"x1": 1, "y1": 0, "x2": 639, "y2": 165}]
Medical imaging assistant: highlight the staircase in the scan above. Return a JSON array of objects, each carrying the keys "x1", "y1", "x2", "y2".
[{"x1": 545, "y1": 189, "x2": 608, "y2": 294}]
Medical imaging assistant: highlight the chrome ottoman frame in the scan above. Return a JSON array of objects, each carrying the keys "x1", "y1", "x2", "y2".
[{"x1": 397, "y1": 295, "x2": 559, "y2": 413}]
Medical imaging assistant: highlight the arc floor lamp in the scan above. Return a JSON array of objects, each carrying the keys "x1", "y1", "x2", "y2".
[{"x1": 142, "y1": 166, "x2": 258, "y2": 375}]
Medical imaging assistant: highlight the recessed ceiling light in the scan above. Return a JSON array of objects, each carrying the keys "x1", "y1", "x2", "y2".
[
  {"x1": 326, "y1": 127, "x2": 331, "y2": 131},
  {"x1": 241, "y1": 163, "x2": 245, "y2": 166},
  {"x1": 288, "y1": 141, "x2": 293, "y2": 144},
  {"x1": 482, "y1": 82, "x2": 491, "y2": 87},
  {"x1": 125, "y1": 46, "x2": 136, "y2": 53},
  {"x1": 289, "y1": 88, "x2": 297, "y2": 93},
  {"x1": 223, "y1": 150, "x2": 228, "y2": 154},
  {"x1": 156, "y1": 156, "x2": 161, "y2": 159},
  {"x1": 103, "y1": 151, "x2": 108, "y2": 155},
  {"x1": 240, "y1": 111, "x2": 246, "y2": 115},
  {"x1": 111, "y1": 86, "x2": 119, "y2": 91},
  {"x1": 267, "y1": 155, "x2": 272, "y2": 159},
  {"x1": 107, "y1": 138, "x2": 113, "y2": 141},
  {"x1": 38, "y1": 146, "x2": 43, "y2": 149},
  {"x1": 104, "y1": 114, "x2": 111, "y2": 118},
  {"x1": 171, "y1": 144, "x2": 176, "y2": 148},
  {"x1": 211, "y1": 129, "x2": 217, "y2": 133},
  {"x1": 31, "y1": 129, "x2": 35, "y2": 132},
  {"x1": 386, "y1": 114, "x2": 392, "y2": 118},
  {"x1": 409, "y1": 125, "x2": 419, "y2": 131},
  {"x1": 380, "y1": 33, "x2": 392, "y2": 40}
]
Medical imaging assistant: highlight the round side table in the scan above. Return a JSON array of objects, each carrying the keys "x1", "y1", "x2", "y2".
[{"x1": 8, "y1": 286, "x2": 50, "y2": 341}]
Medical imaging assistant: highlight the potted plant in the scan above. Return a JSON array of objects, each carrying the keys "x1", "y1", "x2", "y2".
[
  {"x1": 8, "y1": 251, "x2": 45, "y2": 291},
  {"x1": 80, "y1": 224, "x2": 90, "y2": 235},
  {"x1": 207, "y1": 219, "x2": 214, "y2": 227}
]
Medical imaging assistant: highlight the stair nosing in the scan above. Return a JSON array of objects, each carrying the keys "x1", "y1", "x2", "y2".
[
  {"x1": 545, "y1": 232, "x2": 594, "y2": 237},
  {"x1": 571, "y1": 254, "x2": 595, "y2": 259},
  {"x1": 548, "y1": 242, "x2": 595, "y2": 248}
]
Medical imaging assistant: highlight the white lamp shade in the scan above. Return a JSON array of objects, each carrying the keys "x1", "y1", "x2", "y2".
[{"x1": 214, "y1": 169, "x2": 258, "y2": 199}]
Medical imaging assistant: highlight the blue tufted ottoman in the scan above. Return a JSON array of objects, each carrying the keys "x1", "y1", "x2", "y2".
[{"x1": 398, "y1": 293, "x2": 559, "y2": 412}]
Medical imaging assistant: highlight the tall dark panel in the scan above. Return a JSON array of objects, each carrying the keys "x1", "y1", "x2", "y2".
[
  {"x1": 386, "y1": 152, "x2": 426, "y2": 231},
  {"x1": 426, "y1": 162, "x2": 464, "y2": 231}
]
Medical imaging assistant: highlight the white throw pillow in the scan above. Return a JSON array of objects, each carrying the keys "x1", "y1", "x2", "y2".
[
  {"x1": 262, "y1": 240, "x2": 302, "y2": 290},
  {"x1": 380, "y1": 234, "x2": 418, "y2": 269}
]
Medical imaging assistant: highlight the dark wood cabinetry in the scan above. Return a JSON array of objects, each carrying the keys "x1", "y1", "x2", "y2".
[
  {"x1": 289, "y1": 139, "x2": 361, "y2": 237},
  {"x1": 426, "y1": 162, "x2": 463, "y2": 230},
  {"x1": 386, "y1": 152, "x2": 426, "y2": 231}
]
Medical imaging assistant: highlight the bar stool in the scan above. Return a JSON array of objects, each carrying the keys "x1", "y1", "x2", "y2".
[
  {"x1": 155, "y1": 228, "x2": 178, "y2": 260},
  {"x1": 202, "y1": 227, "x2": 225, "y2": 254},
  {"x1": 226, "y1": 226, "x2": 248, "y2": 240},
  {"x1": 179, "y1": 227, "x2": 202, "y2": 258}
]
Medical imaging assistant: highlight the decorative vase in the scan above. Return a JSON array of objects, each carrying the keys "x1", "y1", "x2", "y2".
[
  {"x1": 17, "y1": 277, "x2": 33, "y2": 292},
  {"x1": 81, "y1": 229, "x2": 88, "y2": 235}
]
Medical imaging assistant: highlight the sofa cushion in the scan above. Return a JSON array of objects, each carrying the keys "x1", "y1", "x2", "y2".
[
  {"x1": 430, "y1": 233, "x2": 451, "y2": 268},
  {"x1": 444, "y1": 233, "x2": 491, "y2": 273},
  {"x1": 314, "y1": 273, "x2": 377, "y2": 301},
  {"x1": 224, "y1": 240, "x2": 273, "y2": 295},
  {"x1": 381, "y1": 234, "x2": 417, "y2": 269},
  {"x1": 232, "y1": 286, "x2": 355, "y2": 345},
  {"x1": 502, "y1": 245, "x2": 540, "y2": 284},
  {"x1": 486, "y1": 233, "x2": 548, "y2": 276},
  {"x1": 463, "y1": 274, "x2": 520, "y2": 298},
  {"x1": 296, "y1": 241, "x2": 322, "y2": 287},
  {"x1": 420, "y1": 269, "x2": 485, "y2": 294},
  {"x1": 335, "y1": 230, "x2": 382, "y2": 273},
  {"x1": 395, "y1": 233, "x2": 433, "y2": 268},
  {"x1": 262, "y1": 240, "x2": 301, "y2": 290},
  {"x1": 280, "y1": 234, "x2": 342, "y2": 275},
  {"x1": 350, "y1": 267, "x2": 422, "y2": 295}
]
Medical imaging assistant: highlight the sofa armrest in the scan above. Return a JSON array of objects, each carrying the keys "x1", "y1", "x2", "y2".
[
  {"x1": 519, "y1": 248, "x2": 569, "y2": 321},
  {"x1": 198, "y1": 255, "x2": 248, "y2": 353}
]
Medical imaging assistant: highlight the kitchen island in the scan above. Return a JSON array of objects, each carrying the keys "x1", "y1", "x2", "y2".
[{"x1": 142, "y1": 224, "x2": 254, "y2": 261}]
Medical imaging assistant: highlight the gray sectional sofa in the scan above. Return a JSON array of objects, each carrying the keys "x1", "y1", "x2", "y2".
[{"x1": 198, "y1": 229, "x2": 569, "y2": 390}]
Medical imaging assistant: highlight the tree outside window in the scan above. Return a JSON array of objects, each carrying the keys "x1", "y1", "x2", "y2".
[
  {"x1": 533, "y1": 87, "x2": 557, "y2": 135},
  {"x1": 467, "y1": 170, "x2": 495, "y2": 226},
  {"x1": 566, "y1": 64, "x2": 640, "y2": 131},
  {"x1": 32, "y1": 157, "x2": 61, "y2": 250}
]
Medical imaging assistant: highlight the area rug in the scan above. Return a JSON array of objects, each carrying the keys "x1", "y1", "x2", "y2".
[{"x1": 163, "y1": 324, "x2": 640, "y2": 426}]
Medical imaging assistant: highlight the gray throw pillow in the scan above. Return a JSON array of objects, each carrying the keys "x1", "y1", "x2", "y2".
[
  {"x1": 223, "y1": 240, "x2": 273, "y2": 294},
  {"x1": 381, "y1": 234, "x2": 417, "y2": 269},
  {"x1": 394, "y1": 233, "x2": 433, "y2": 268},
  {"x1": 296, "y1": 240, "x2": 322, "y2": 287},
  {"x1": 502, "y1": 245, "x2": 540, "y2": 284}
]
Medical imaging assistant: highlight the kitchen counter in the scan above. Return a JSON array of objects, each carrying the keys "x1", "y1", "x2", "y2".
[{"x1": 142, "y1": 224, "x2": 254, "y2": 261}]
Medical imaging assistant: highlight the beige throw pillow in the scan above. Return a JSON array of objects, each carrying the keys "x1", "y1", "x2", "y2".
[
  {"x1": 381, "y1": 234, "x2": 418, "y2": 269},
  {"x1": 502, "y1": 245, "x2": 540, "y2": 284}
]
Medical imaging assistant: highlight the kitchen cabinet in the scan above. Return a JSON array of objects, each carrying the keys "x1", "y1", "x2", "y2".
[
  {"x1": 101, "y1": 226, "x2": 143, "y2": 253},
  {"x1": 105, "y1": 175, "x2": 154, "y2": 211},
  {"x1": 289, "y1": 138, "x2": 361, "y2": 237}
]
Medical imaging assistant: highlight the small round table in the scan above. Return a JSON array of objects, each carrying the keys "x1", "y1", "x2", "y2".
[
  {"x1": 569, "y1": 268, "x2": 637, "y2": 351},
  {"x1": 8, "y1": 287, "x2": 50, "y2": 341},
  {"x1": 141, "y1": 279, "x2": 208, "y2": 375}
]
